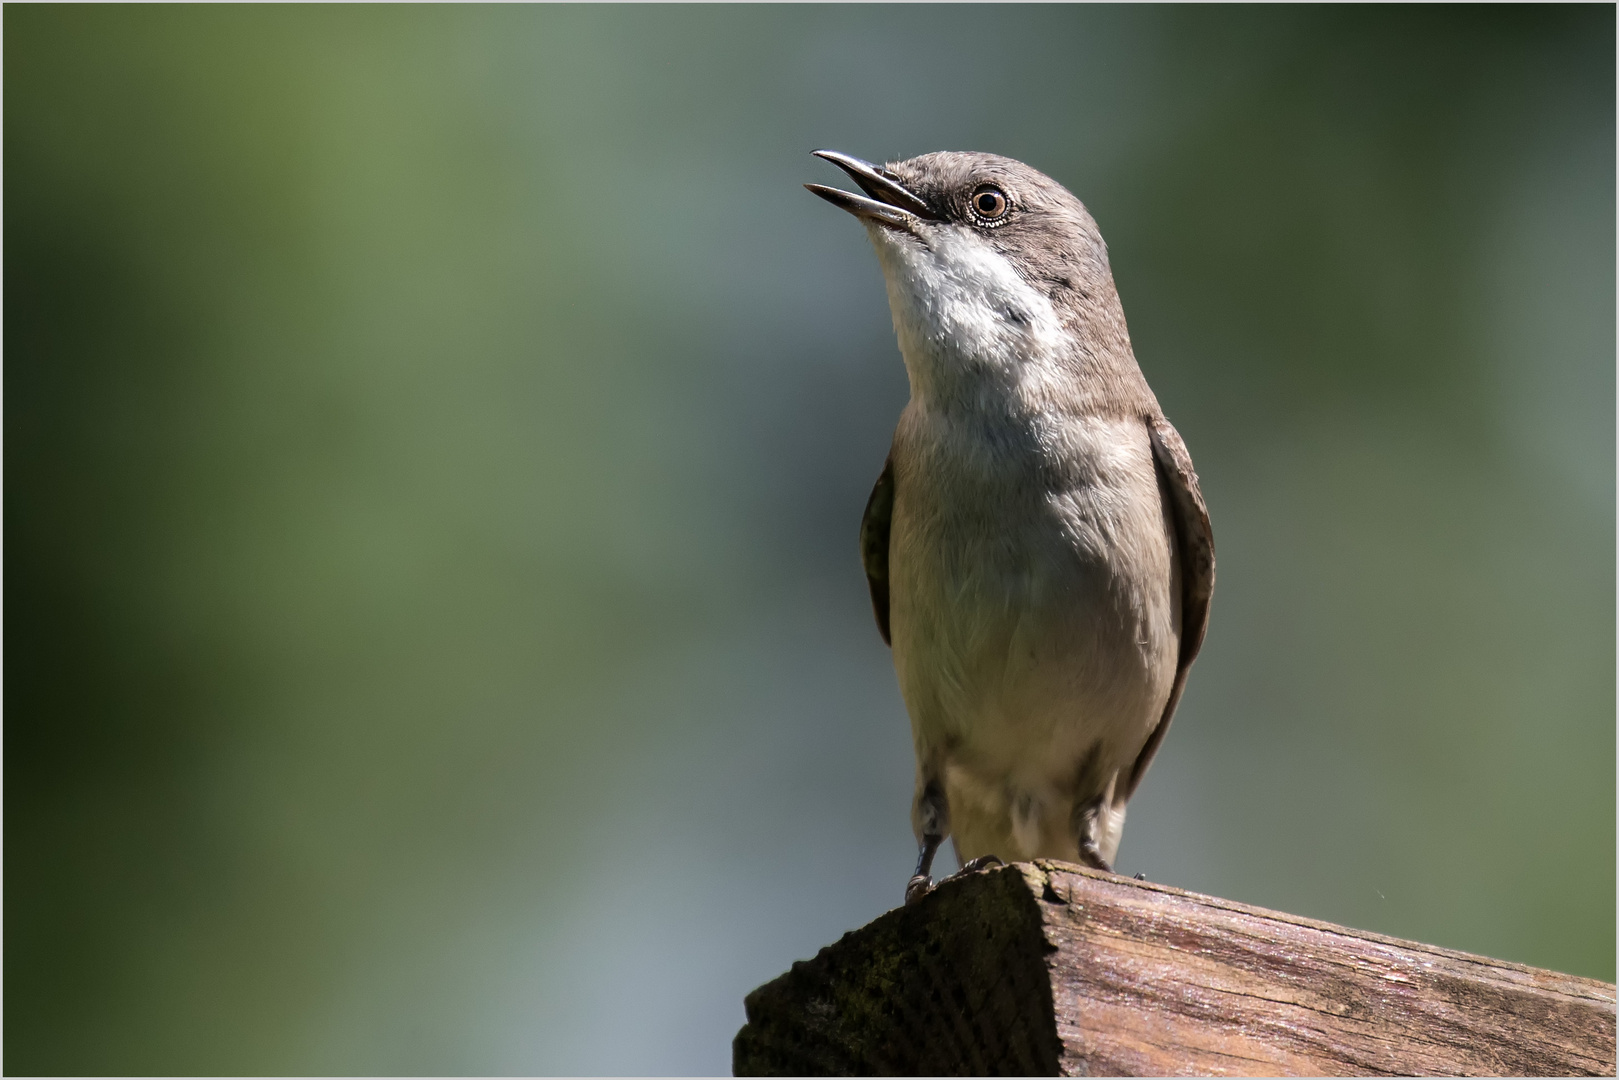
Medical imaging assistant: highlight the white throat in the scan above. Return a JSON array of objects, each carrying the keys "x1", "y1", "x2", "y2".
[{"x1": 865, "y1": 224, "x2": 1070, "y2": 413}]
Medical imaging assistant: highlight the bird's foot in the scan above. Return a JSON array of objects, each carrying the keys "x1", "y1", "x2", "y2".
[
  {"x1": 1077, "y1": 840, "x2": 1113, "y2": 874},
  {"x1": 906, "y1": 856, "x2": 1004, "y2": 905},
  {"x1": 904, "y1": 874, "x2": 933, "y2": 906},
  {"x1": 947, "y1": 855, "x2": 1004, "y2": 880}
]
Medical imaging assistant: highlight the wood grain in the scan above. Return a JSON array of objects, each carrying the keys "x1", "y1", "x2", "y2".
[{"x1": 734, "y1": 861, "x2": 1615, "y2": 1077}]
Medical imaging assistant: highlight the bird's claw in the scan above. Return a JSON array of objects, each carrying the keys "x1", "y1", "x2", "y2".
[
  {"x1": 953, "y1": 855, "x2": 1004, "y2": 876},
  {"x1": 904, "y1": 874, "x2": 933, "y2": 905},
  {"x1": 905, "y1": 856, "x2": 1004, "y2": 905}
]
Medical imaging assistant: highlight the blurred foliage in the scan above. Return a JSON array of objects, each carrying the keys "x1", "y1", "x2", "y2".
[{"x1": 5, "y1": 6, "x2": 1613, "y2": 1074}]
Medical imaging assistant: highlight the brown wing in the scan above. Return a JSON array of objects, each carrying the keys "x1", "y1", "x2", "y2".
[
  {"x1": 859, "y1": 454, "x2": 895, "y2": 646},
  {"x1": 1125, "y1": 416, "x2": 1215, "y2": 800}
]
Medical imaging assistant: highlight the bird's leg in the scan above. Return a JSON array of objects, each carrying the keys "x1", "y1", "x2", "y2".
[
  {"x1": 1071, "y1": 796, "x2": 1114, "y2": 873},
  {"x1": 905, "y1": 834, "x2": 943, "y2": 905},
  {"x1": 905, "y1": 777, "x2": 949, "y2": 905}
]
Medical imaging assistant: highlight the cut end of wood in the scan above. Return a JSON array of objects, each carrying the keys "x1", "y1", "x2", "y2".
[{"x1": 733, "y1": 861, "x2": 1616, "y2": 1077}]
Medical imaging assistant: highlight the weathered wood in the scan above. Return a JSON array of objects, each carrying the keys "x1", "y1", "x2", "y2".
[{"x1": 734, "y1": 861, "x2": 1616, "y2": 1077}]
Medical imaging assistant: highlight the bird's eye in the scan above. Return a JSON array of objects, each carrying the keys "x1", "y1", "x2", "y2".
[{"x1": 969, "y1": 185, "x2": 1009, "y2": 224}]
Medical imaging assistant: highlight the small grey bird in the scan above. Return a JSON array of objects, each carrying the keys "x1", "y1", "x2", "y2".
[{"x1": 806, "y1": 150, "x2": 1214, "y2": 903}]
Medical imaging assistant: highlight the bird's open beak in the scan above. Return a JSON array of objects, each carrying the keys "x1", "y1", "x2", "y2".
[{"x1": 805, "y1": 150, "x2": 936, "y2": 227}]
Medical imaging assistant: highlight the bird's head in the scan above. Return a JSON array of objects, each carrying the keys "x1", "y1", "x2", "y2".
[{"x1": 806, "y1": 150, "x2": 1135, "y2": 405}]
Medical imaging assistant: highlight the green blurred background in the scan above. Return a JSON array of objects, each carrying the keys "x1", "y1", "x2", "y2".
[{"x1": 6, "y1": 5, "x2": 1613, "y2": 1074}]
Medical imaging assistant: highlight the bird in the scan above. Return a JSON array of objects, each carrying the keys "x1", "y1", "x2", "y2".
[{"x1": 805, "y1": 150, "x2": 1214, "y2": 904}]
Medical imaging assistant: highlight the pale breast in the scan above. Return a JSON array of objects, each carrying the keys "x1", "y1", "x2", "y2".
[{"x1": 887, "y1": 404, "x2": 1181, "y2": 854}]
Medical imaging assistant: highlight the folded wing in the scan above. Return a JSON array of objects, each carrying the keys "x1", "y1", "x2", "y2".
[
  {"x1": 1126, "y1": 416, "x2": 1215, "y2": 800},
  {"x1": 860, "y1": 455, "x2": 895, "y2": 646}
]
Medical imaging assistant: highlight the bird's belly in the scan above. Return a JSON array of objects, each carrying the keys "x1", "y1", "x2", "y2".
[
  {"x1": 887, "y1": 413, "x2": 1180, "y2": 860},
  {"x1": 891, "y1": 517, "x2": 1169, "y2": 780}
]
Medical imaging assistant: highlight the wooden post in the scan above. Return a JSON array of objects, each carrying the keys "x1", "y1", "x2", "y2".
[{"x1": 733, "y1": 861, "x2": 1615, "y2": 1077}]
